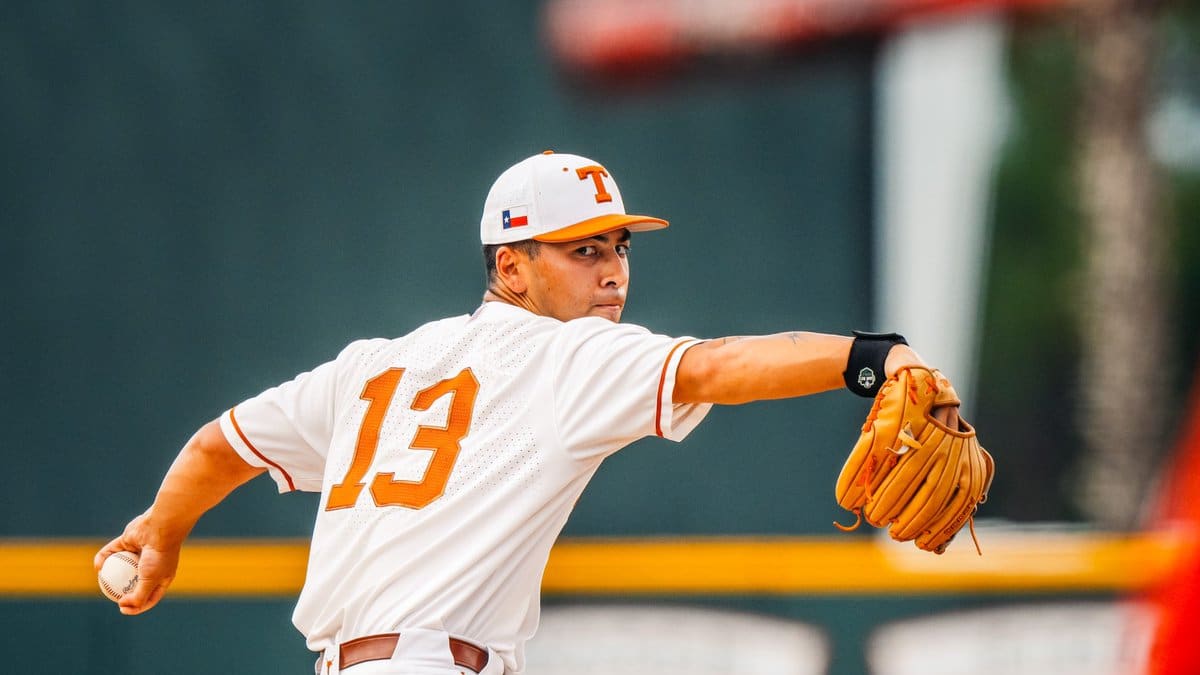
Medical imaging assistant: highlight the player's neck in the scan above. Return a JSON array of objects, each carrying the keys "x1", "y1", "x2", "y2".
[{"x1": 482, "y1": 286, "x2": 541, "y2": 317}]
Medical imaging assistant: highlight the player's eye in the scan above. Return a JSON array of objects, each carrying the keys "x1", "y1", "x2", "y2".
[
  {"x1": 576, "y1": 245, "x2": 597, "y2": 256},
  {"x1": 616, "y1": 244, "x2": 630, "y2": 256}
]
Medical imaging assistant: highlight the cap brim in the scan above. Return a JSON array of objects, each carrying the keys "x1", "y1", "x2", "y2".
[{"x1": 532, "y1": 214, "x2": 669, "y2": 243}]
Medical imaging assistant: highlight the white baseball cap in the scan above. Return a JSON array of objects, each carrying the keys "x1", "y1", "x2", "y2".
[{"x1": 480, "y1": 150, "x2": 669, "y2": 245}]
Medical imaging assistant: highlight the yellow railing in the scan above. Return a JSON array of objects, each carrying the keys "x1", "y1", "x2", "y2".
[{"x1": 1, "y1": 530, "x2": 1187, "y2": 598}]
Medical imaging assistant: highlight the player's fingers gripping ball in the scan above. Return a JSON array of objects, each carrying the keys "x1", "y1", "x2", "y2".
[
  {"x1": 835, "y1": 366, "x2": 995, "y2": 554},
  {"x1": 98, "y1": 551, "x2": 140, "y2": 602}
]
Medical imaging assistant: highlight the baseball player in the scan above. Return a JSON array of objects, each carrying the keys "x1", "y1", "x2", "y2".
[{"x1": 95, "y1": 151, "x2": 928, "y2": 674}]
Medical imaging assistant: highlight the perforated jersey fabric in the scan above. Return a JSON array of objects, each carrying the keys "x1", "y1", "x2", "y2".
[{"x1": 220, "y1": 301, "x2": 710, "y2": 673}]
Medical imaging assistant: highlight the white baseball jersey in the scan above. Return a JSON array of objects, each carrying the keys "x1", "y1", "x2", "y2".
[{"x1": 219, "y1": 301, "x2": 712, "y2": 673}]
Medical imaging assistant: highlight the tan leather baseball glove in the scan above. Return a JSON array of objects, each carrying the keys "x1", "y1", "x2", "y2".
[{"x1": 834, "y1": 366, "x2": 995, "y2": 554}]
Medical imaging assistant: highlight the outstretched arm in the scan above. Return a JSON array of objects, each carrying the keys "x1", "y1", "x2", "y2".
[
  {"x1": 673, "y1": 332, "x2": 924, "y2": 405},
  {"x1": 93, "y1": 419, "x2": 265, "y2": 615}
]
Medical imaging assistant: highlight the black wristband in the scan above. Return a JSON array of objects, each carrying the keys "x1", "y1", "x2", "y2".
[{"x1": 843, "y1": 330, "x2": 908, "y2": 397}]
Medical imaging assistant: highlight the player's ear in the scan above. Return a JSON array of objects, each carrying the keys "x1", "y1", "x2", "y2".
[{"x1": 494, "y1": 245, "x2": 529, "y2": 294}]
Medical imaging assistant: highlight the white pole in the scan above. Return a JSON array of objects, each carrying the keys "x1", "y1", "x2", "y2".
[{"x1": 875, "y1": 12, "x2": 1010, "y2": 411}]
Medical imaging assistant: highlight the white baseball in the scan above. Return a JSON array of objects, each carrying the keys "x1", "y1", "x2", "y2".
[{"x1": 98, "y1": 551, "x2": 140, "y2": 602}]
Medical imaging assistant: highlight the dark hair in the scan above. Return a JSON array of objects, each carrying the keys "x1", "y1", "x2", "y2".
[{"x1": 483, "y1": 240, "x2": 541, "y2": 285}]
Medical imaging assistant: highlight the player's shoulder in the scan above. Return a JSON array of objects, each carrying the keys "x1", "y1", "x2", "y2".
[
  {"x1": 466, "y1": 302, "x2": 565, "y2": 339},
  {"x1": 476, "y1": 302, "x2": 656, "y2": 341},
  {"x1": 338, "y1": 313, "x2": 474, "y2": 354},
  {"x1": 556, "y1": 315, "x2": 655, "y2": 342},
  {"x1": 335, "y1": 336, "x2": 394, "y2": 361}
]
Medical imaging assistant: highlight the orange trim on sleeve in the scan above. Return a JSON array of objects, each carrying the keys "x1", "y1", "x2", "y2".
[
  {"x1": 655, "y1": 341, "x2": 690, "y2": 438},
  {"x1": 229, "y1": 407, "x2": 297, "y2": 492}
]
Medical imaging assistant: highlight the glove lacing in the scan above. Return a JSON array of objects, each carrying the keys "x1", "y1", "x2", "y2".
[{"x1": 832, "y1": 426, "x2": 920, "y2": 533}]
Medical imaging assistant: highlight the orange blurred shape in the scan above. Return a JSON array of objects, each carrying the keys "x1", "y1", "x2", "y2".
[
  {"x1": 1146, "y1": 364, "x2": 1200, "y2": 675},
  {"x1": 542, "y1": 0, "x2": 1067, "y2": 74}
]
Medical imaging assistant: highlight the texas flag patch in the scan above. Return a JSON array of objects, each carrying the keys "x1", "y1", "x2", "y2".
[{"x1": 502, "y1": 207, "x2": 529, "y2": 229}]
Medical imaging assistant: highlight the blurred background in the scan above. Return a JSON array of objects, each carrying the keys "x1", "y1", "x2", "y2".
[{"x1": 3, "y1": 0, "x2": 1199, "y2": 673}]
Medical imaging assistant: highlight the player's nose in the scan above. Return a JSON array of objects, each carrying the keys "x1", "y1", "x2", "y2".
[{"x1": 598, "y1": 250, "x2": 628, "y2": 289}]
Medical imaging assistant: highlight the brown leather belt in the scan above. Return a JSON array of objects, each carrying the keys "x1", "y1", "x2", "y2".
[{"x1": 338, "y1": 633, "x2": 489, "y2": 673}]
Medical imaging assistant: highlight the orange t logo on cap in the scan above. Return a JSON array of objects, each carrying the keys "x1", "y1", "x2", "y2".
[{"x1": 575, "y1": 165, "x2": 613, "y2": 204}]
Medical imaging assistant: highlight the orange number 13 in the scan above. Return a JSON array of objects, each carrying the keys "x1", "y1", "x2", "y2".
[{"x1": 326, "y1": 367, "x2": 479, "y2": 511}]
